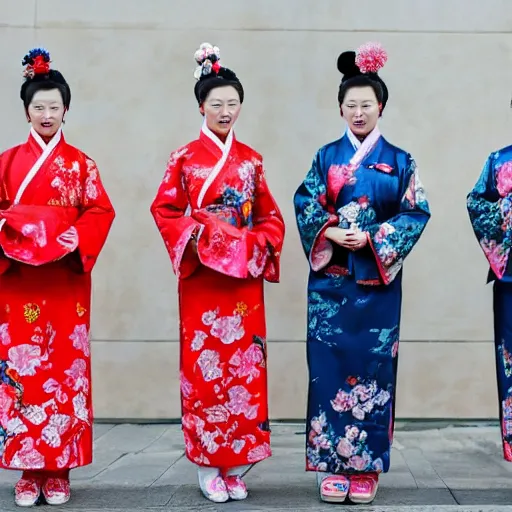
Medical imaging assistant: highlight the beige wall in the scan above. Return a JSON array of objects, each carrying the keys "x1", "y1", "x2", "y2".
[{"x1": 1, "y1": 0, "x2": 510, "y2": 419}]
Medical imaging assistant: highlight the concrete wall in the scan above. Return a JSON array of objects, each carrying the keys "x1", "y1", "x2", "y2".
[{"x1": 1, "y1": 0, "x2": 511, "y2": 419}]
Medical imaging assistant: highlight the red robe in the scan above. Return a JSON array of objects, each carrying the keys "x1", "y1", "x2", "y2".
[
  {"x1": 151, "y1": 126, "x2": 284, "y2": 469},
  {"x1": 0, "y1": 129, "x2": 114, "y2": 470}
]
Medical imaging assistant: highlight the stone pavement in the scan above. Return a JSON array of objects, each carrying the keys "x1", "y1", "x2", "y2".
[{"x1": 1, "y1": 423, "x2": 512, "y2": 511}]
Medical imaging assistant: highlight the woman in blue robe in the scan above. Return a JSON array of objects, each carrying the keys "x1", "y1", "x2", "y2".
[
  {"x1": 293, "y1": 43, "x2": 430, "y2": 504},
  {"x1": 467, "y1": 145, "x2": 512, "y2": 464}
]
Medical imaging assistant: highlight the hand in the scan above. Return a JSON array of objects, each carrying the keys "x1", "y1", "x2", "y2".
[
  {"x1": 189, "y1": 235, "x2": 198, "y2": 254},
  {"x1": 324, "y1": 226, "x2": 368, "y2": 251},
  {"x1": 57, "y1": 226, "x2": 79, "y2": 251}
]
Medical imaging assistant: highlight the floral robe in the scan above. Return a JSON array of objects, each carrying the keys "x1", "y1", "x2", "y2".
[
  {"x1": 294, "y1": 129, "x2": 430, "y2": 474},
  {"x1": 0, "y1": 129, "x2": 114, "y2": 470},
  {"x1": 467, "y1": 145, "x2": 512, "y2": 461},
  {"x1": 151, "y1": 125, "x2": 284, "y2": 469}
]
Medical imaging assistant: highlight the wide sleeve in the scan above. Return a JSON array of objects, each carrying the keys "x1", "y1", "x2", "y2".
[
  {"x1": 68, "y1": 158, "x2": 115, "y2": 273},
  {"x1": 243, "y1": 162, "x2": 285, "y2": 282},
  {"x1": 0, "y1": 152, "x2": 12, "y2": 274},
  {"x1": 192, "y1": 159, "x2": 285, "y2": 281},
  {"x1": 366, "y1": 156, "x2": 431, "y2": 284},
  {"x1": 293, "y1": 151, "x2": 339, "y2": 271},
  {"x1": 467, "y1": 153, "x2": 512, "y2": 279},
  {"x1": 150, "y1": 147, "x2": 202, "y2": 279}
]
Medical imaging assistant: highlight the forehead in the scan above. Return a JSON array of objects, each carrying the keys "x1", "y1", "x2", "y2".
[
  {"x1": 30, "y1": 89, "x2": 63, "y2": 104},
  {"x1": 206, "y1": 85, "x2": 240, "y2": 102},
  {"x1": 343, "y1": 86, "x2": 377, "y2": 103}
]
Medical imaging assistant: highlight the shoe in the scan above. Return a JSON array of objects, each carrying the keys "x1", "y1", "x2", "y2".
[
  {"x1": 42, "y1": 477, "x2": 71, "y2": 506},
  {"x1": 319, "y1": 474, "x2": 350, "y2": 503},
  {"x1": 198, "y1": 467, "x2": 229, "y2": 503},
  {"x1": 14, "y1": 477, "x2": 41, "y2": 507},
  {"x1": 348, "y1": 472, "x2": 379, "y2": 504},
  {"x1": 224, "y1": 475, "x2": 248, "y2": 500}
]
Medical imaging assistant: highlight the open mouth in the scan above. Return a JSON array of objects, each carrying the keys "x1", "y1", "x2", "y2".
[
  {"x1": 218, "y1": 119, "x2": 231, "y2": 127},
  {"x1": 41, "y1": 122, "x2": 53, "y2": 128},
  {"x1": 353, "y1": 120, "x2": 365, "y2": 128}
]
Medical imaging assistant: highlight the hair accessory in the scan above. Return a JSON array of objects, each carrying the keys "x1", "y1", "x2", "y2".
[
  {"x1": 194, "y1": 43, "x2": 221, "y2": 80},
  {"x1": 22, "y1": 48, "x2": 51, "y2": 78},
  {"x1": 355, "y1": 42, "x2": 387, "y2": 74}
]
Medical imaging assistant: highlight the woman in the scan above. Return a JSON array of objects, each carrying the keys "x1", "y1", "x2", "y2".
[
  {"x1": 0, "y1": 49, "x2": 115, "y2": 507},
  {"x1": 294, "y1": 42, "x2": 430, "y2": 504},
  {"x1": 467, "y1": 135, "x2": 512, "y2": 464},
  {"x1": 151, "y1": 43, "x2": 285, "y2": 503}
]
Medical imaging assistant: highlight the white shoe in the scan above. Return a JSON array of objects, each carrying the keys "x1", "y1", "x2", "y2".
[{"x1": 197, "y1": 467, "x2": 229, "y2": 503}]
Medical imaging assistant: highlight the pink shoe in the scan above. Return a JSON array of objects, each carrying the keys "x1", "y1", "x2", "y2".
[
  {"x1": 224, "y1": 475, "x2": 248, "y2": 500},
  {"x1": 42, "y1": 477, "x2": 71, "y2": 506},
  {"x1": 348, "y1": 472, "x2": 379, "y2": 504},
  {"x1": 319, "y1": 474, "x2": 350, "y2": 503},
  {"x1": 14, "y1": 478, "x2": 41, "y2": 507}
]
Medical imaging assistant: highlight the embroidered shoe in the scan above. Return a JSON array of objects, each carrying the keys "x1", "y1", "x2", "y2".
[
  {"x1": 14, "y1": 477, "x2": 41, "y2": 507},
  {"x1": 42, "y1": 477, "x2": 71, "y2": 506},
  {"x1": 224, "y1": 475, "x2": 248, "y2": 500},
  {"x1": 348, "y1": 472, "x2": 379, "y2": 504},
  {"x1": 198, "y1": 468, "x2": 229, "y2": 503},
  {"x1": 319, "y1": 474, "x2": 350, "y2": 503}
]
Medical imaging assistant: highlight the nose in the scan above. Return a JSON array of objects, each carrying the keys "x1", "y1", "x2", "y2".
[
  {"x1": 220, "y1": 105, "x2": 229, "y2": 117},
  {"x1": 354, "y1": 106, "x2": 363, "y2": 117}
]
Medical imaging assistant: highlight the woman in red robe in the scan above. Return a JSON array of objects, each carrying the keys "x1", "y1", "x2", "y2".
[
  {"x1": 151, "y1": 43, "x2": 285, "y2": 503},
  {"x1": 0, "y1": 49, "x2": 115, "y2": 507}
]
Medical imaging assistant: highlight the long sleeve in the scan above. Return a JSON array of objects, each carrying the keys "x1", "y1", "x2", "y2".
[
  {"x1": 72, "y1": 158, "x2": 115, "y2": 273},
  {"x1": 0, "y1": 152, "x2": 12, "y2": 274},
  {"x1": 192, "y1": 161, "x2": 285, "y2": 281},
  {"x1": 467, "y1": 153, "x2": 512, "y2": 279},
  {"x1": 246, "y1": 164, "x2": 285, "y2": 282},
  {"x1": 0, "y1": 157, "x2": 114, "y2": 270},
  {"x1": 294, "y1": 151, "x2": 338, "y2": 271},
  {"x1": 366, "y1": 156, "x2": 431, "y2": 284},
  {"x1": 150, "y1": 146, "x2": 202, "y2": 279}
]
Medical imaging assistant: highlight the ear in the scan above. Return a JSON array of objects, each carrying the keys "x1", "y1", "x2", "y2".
[
  {"x1": 378, "y1": 103, "x2": 383, "y2": 117},
  {"x1": 339, "y1": 105, "x2": 345, "y2": 119},
  {"x1": 199, "y1": 104, "x2": 205, "y2": 116}
]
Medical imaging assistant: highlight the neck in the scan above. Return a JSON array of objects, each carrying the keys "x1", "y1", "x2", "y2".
[
  {"x1": 41, "y1": 135, "x2": 54, "y2": 144},
  {"x1": 214, "y1": 131, "x2": 228, "y2": 143}
]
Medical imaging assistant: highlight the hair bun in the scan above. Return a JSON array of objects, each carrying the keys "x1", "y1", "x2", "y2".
[{"x1": 337, "y1": 50, "x2": 360, "y2": 78}]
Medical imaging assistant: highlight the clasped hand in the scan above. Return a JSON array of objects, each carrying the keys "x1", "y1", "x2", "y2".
[{"x1": 324, "y1": 225, "x2": 368, "y2": 251}]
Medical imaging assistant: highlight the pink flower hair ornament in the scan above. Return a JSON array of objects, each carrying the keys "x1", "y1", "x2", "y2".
[{"x1": 355, "y1": 42, "x2": 388, "y2": 74}]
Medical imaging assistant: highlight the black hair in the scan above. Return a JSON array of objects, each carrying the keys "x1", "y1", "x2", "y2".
[
  {"x1": 20, "y1": 49, "x2": 71, "y2": 110},
  {"x1": 337, "y1": 51, "x2": 388, "y2": 111},
  {"x1": 194, "y1": 50, "x2": 244, "y2": 105}
]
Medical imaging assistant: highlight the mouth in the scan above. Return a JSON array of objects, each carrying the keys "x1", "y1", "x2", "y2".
[
  {"x1": 41, "y1": 122, "x2": 53, "y2": 128},
  {"x1": 218, "y1": 119, "x2": 231, "y2": 127},
  {"x1": 353, "y1": 120, "x2": 365, "y2": 128}
]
